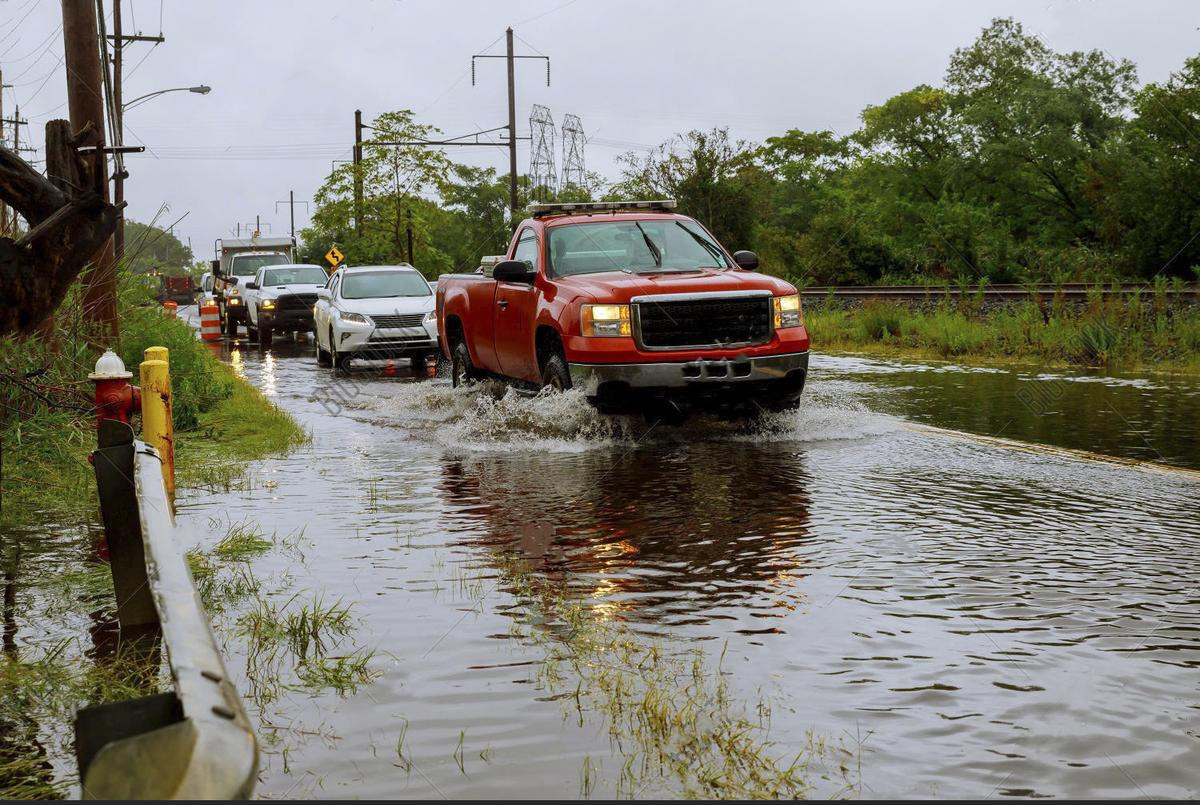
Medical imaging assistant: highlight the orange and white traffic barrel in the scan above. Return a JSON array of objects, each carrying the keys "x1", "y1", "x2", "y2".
[
  {"x1": 162, "y1": 300, "x2": 178, "y2": 317},
  {"x1": 199, "y1": 303, "x2": 221, "y2": 341}
]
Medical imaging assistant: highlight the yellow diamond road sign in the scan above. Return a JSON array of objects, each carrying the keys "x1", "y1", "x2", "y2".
[{"x1": 325, "y1": 246, "x2": 345, "y2": 268}]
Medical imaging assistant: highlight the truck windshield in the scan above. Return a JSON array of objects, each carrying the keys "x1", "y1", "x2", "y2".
[
  {"x1": 340, "y1": 271, "x2": 431, "y2": 299},
  {"x1": 547, "y1": 219, "x2": 732, "y2": 277},
  {"x1": 261, "y1": 266, "x2": 329, "y2": 285},
  {"x1": 230, "y1": 253, "x2": 289, "y2": 277}
]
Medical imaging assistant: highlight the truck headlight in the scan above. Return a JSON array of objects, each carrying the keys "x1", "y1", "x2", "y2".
[
  {"x1": 773, "y1": 294, "x2": 803, "y2": 329},
  {"x1": 261, "y1": 299, "x2": 276, "y2": 309},
  {"x1": 581, "y1": 304, "x2": 631, "y2": 337},
  {"x1": 340, "y1": 311, "x2": 370, "y2": 325},
  {"x1": 228, "y1": 297, "x2": 241, "y2": 306}
]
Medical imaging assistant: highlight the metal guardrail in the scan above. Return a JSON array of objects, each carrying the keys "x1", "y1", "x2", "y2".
[
  {"x1": 799, "y1": 282, "x2": 1200, "y2": 302},
  {"x1": 77, "y1": 419, "x2": 257, "y2": 800}
]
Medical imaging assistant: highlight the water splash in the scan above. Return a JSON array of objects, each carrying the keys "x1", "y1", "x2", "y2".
[{"x1": 369, "y1": 378, "x2": 900, "y2": 453}]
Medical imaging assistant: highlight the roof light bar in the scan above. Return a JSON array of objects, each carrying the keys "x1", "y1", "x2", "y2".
[{"x1": 528, "y1": 199, "x2": 678, "y2": 217}]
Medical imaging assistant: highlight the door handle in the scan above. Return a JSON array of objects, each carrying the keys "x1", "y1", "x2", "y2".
[{"x1": 498, "y1": 300, "x2": 509, "y2": 310}]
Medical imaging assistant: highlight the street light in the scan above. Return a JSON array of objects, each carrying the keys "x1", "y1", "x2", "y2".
[{"x1": 122, "y1": 85, "x2": 211, "y2": 112}]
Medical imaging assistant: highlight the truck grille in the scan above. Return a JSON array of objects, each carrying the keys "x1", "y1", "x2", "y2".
[
  {"x1": 370, "y1": 313, "x2": 426, "y2": 329},
  {"x1": 277, "y1": 293, "x2": 317, "y2": 314},
  {"x1": 635, "y1": 296, "x2": 772, "y2": 349}
]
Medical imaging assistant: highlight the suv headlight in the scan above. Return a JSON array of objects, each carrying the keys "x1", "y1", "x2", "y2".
[
  {"x1": 339, "y1": 311, "x2": 370, "y2": 325},
  {"x1": 581, "y1": 304, "x2": 631, "y2": 337},
  {"x1": 773, "y1": 294, "x2": 803, "y2": 329}
]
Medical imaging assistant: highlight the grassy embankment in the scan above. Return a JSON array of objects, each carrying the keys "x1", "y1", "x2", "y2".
[
  {"x1": 0, "y1": 281, "x2": 306, "y2": 797},
  {"x1": 803, "y1": 281, "x2": 1200, "y2": 372}
]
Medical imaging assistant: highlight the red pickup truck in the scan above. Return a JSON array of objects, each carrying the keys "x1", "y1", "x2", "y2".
[{"x1": 435, "y1": 200, "x2": 809, "y2": 419}]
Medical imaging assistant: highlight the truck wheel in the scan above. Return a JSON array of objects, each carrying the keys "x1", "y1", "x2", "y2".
[
  {"x1": 223, "y1": 311, "x2": 237, "y2": 337},
  {"x1": 260, "y1": 322, "x2": 273, "y2": 348},
  {"x1": 541, "y1": 352, "x2": 571, "y2": 392},
  {"x1": 451, "y1": 341, "x2": 478, "y2": 388}
]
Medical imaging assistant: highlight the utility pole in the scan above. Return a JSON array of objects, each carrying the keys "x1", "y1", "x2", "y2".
[
  {"x1": 406, "y1": 208, "x2": 414, "y2": 265},
  {"x1": 275, "y1": 191, "x2": 309, "y2": 240},
  {"x1": 107, "y1": 2, "x2": 164, "y2": 264},
  {"x1": 470, "y1": 29, "x2": 548, "y2": 231},
  {"x1": 63, "y1": 0, "x2": 118, "y2": 337},
  {"x1": 506, "y1": 28, "x2": 518, "y2": 229},
  {"x1": 0, "y1": 71, "x2": 10, "y2": 235},
  {"x1": 112, "y1": 0, "x2": 124, "y2": 263},
  {"x1": 354, "y1": 109, "x2": 364, "y2": 234}
]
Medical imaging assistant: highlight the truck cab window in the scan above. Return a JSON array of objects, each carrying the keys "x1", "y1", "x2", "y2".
[{"x1": 513, "y1": 230, "x2": 539, "y2": 273}]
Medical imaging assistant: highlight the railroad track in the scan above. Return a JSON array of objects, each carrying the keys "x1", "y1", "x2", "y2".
[{"x1": 799, "y1": 282, "x2": 1200, "y2": 302}]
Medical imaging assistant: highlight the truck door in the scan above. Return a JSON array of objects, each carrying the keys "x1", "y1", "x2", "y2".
[{"x1": 494, "y1": 228, "x2": 541, "y2": 382}]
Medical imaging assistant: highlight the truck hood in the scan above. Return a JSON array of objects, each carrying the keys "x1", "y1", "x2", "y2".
[
  {"x1": 336, "y1": 295, "x2": 434, "y2": 316},
  {"x1": 257, "y1": 283, "x2": 327, "y2": 299},
  {"x1": 554, "y1": 269, "x2": 795, "y2": 303}
]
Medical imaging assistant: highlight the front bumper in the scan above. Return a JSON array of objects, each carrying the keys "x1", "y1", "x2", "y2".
[
  {"x1": 337, "y1": 324, "x2": 436, "y2": 359},
  {"x1": 260, "y1": 309, "x2": 313, "y2": 330},
  {"x1": 569, "y1": 351, "x2": 809, "y2": 392}
]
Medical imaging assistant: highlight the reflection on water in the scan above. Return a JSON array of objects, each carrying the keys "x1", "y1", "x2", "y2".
[
  {"x1": 439, "y1": 446, "x2": 815, "y2": 629},
  {"x1": 816, "y1": 354, "x2": 1200, "y2": 469}
]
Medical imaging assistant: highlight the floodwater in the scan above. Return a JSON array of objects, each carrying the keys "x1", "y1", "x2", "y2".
[{"x1": 8, "y1": 317, "x2": 1200, "y2": 799}]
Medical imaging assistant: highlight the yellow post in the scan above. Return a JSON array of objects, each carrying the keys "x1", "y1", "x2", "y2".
[
  {"x1": 144, "y1": 345, "x2": 168, "y2": 364},
  {"x1": 139, "y1": 356, "x2": 175, "y2": 497}
]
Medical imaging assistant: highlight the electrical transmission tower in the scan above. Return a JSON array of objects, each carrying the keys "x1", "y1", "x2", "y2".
[
  {"x1": 561, "y1": 113, "x2": 587, "y2": 193},
  {"x1": 529, "y1": 104, "x2": 557, "y2": 202}
]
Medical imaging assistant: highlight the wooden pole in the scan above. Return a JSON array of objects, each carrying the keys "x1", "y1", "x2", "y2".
[{"x1": 62, "y1": 0, "x2": 118, "y2": 338}]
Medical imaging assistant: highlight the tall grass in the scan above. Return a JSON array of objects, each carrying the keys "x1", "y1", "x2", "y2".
[{"x1": 805, "y1": 290, "x2": 1200, "y2": 370}]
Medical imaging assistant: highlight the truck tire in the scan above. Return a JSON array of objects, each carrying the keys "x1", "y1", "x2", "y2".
[
  {"x1": 541, "y1": 352, "x2": 571, "y2": 392},
  {"x1": 223, "y1": 310, "x2": 237, "y2": 337},
  {"x1": 451, "y1": 341, "x2": 478, "y2": 388},
  {"x1": 260, "y1": 321, "x2": 273, "y2": 348}
]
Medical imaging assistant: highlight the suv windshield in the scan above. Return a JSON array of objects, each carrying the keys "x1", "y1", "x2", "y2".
[
  {"x1": 547, "y1": 219, "x2": 731, "y2": 277},
  {"x1": 261, "y1": 266, "x2": 328, "y2": 285},
  {"x1": 340, "y1": 270, "x2": 431, "y2": 299},
  {"x1": 230, "y1": 253, "x2": 289, "y2": 277}
]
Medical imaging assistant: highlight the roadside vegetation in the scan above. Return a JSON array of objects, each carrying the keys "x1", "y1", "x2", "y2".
[
  {"x1": 1, "y1": 274, "x2": 306, "y2": 797},
  {"x1": 805, "y1": 281, "x2": 1200, "y2": 371}
]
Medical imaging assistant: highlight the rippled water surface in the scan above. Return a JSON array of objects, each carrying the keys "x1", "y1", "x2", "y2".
[{"x1": 9, "y1": 321, "x2": 1199, "y2": 799}]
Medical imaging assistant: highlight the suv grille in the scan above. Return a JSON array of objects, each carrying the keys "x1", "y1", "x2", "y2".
[
  {"x1": 370, "y1": 313, "x2": 426, "y2": 329},
  {"x1": 636, "y1": 296, "x2": 772, "y2": 349},
  {"x1": 277, "y1": 293, "x2": 317, "y2": 313}
]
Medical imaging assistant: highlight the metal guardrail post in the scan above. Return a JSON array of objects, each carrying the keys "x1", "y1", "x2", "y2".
[
  {"x1": 79, "y1": 419, "x2": 258, "y2": 799},
  {"x1": 139, "y1": 352, "x2": 175, "y2": 498}
]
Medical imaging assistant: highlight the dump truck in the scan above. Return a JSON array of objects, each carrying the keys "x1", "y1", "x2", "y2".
[{"x1": 211, "y1": 235, "x2": 297, "y2": 337}]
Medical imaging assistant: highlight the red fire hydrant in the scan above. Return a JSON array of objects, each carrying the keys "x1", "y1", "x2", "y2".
[{"x1": 89, "y1": 349, "x2": 141, "y2": 429}]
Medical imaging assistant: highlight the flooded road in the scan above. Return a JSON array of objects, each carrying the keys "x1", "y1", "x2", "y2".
[{"x1": 155, "y1": 328, "x2": 1198, "y2": 799}]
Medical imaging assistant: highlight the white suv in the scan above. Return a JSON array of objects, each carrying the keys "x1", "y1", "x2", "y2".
[{"x1": 313, "y1": 265, "x2": 437, "y2": 371}]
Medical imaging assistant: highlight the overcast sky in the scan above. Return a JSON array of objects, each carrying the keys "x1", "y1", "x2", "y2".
[{"x1": 2, "y1": 0, "x2": 1197, "y2": 259}]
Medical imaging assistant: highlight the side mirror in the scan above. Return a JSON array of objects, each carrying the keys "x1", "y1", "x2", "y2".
[
  {"x1": 316, "y1": 288, "x2": 331, "y2": 300},
  {"x1": 245, "y1": 282, "x2": 259, "y2": 290},
  {"x1": 211, "y1": 259, "x2": 222, "y2": 277},
  {"x1": 732, "y1": 250, "x2": 759, "y2": 270},
  {"x1": 492, "y1": 260, "x2": 535, "y2": 284},
  {"x1": 225, "y1": 276, "x2": 239, "y2": 286}
]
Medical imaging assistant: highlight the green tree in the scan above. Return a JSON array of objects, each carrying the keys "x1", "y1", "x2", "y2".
[{"x1": 122, "y1": 220, "x2": 193, "y2": 275}]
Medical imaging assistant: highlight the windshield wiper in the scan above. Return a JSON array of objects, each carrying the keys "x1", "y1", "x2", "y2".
[
  {"x1": 634, "y1": 222, "x2": 662, "y2": 268},
  {"x1": 675, "y1": 222, "x2": 728, "y2": 268}
]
